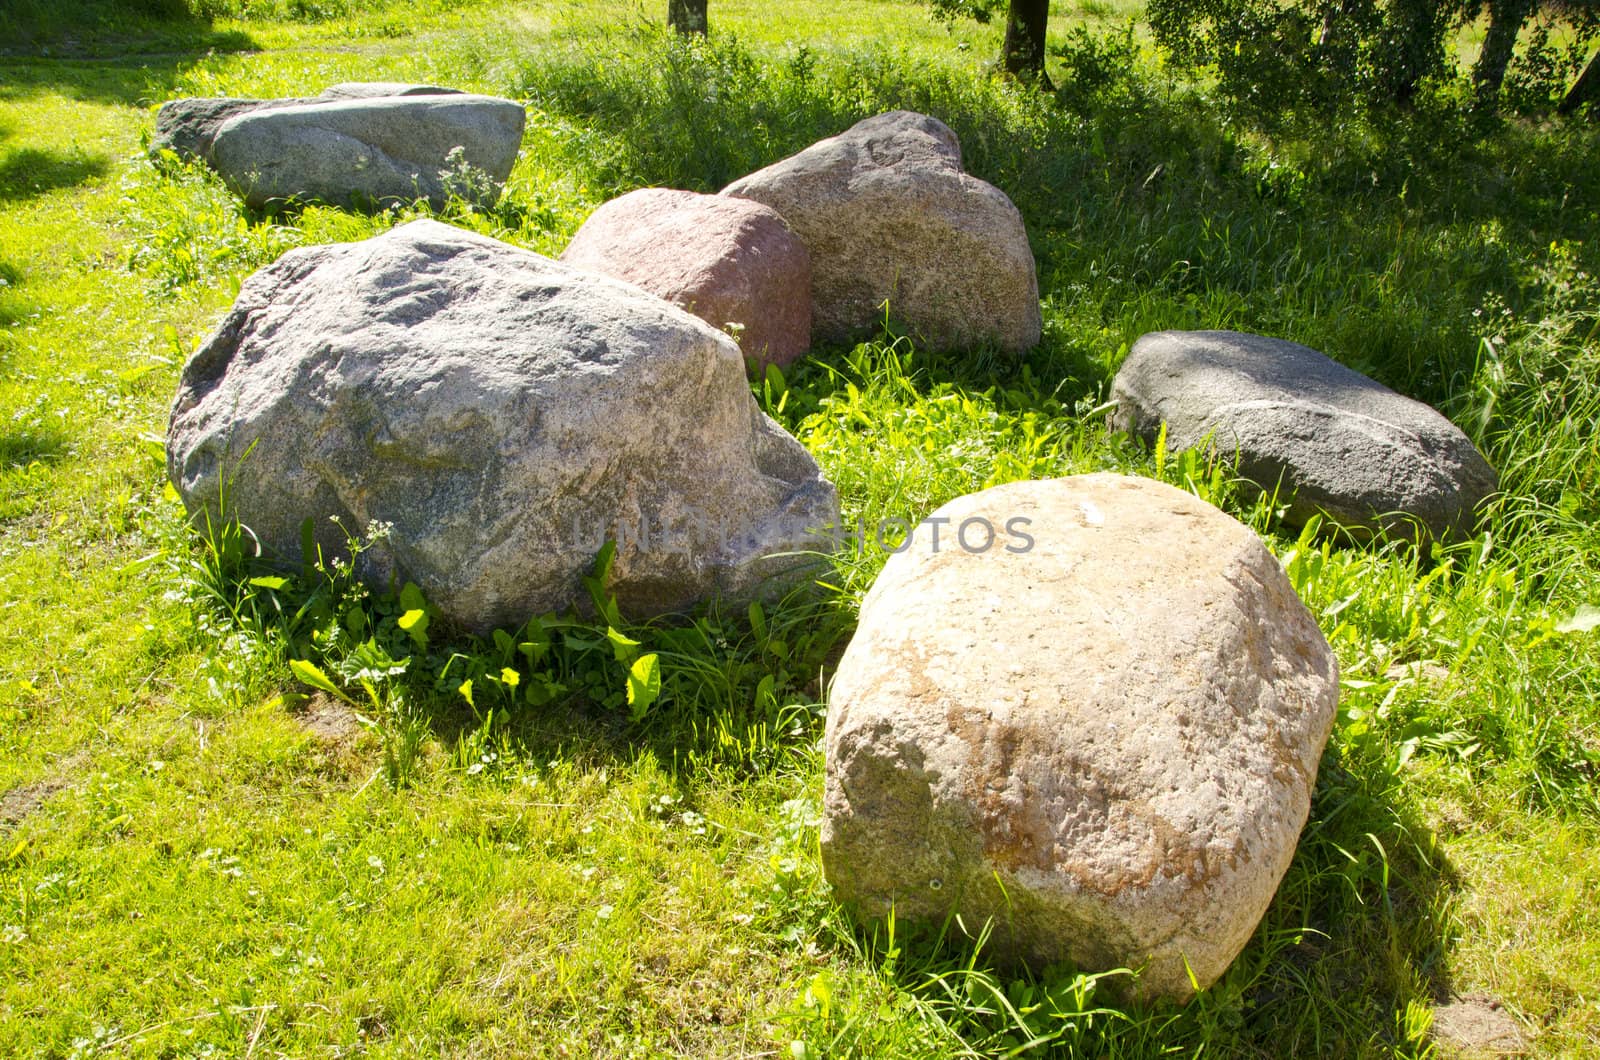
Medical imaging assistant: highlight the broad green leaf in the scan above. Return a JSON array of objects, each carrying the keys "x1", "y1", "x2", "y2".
[
  {"x1": 248, "y1": 576, "x2": 290, "y2": 591},
  {"x1": 289, "y1": 659, "x2": 343, "y2": 699},
  {"x1": 606, "y1": 625, "x2": 642, "y2": 663},
  {"x1": 299, "y1": 516, "x2": 318, "y2": 578},
  {"x1": 400, "y1": 582, "x2": 428, "y2": 612},
  {"x1": 583, "y1": 541, "x2": 623, "y2": 626},
  {"x1": 626, "y1": 653, "x2": 661, "y2": 721},
  {"x1": 397, "y1": 604, "x2": 429, "y2": 648}
]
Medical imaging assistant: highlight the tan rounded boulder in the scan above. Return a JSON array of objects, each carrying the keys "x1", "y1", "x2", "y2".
[
  {"x1": 722, "y1": 110, "x2": 1040, "y2": 354},
  {"x1": 561, "y1": 188, "x2": 811, "y2": 370},
  {"x1": 822, "y1": 474, "x2": 1337, "y2": 1000}
]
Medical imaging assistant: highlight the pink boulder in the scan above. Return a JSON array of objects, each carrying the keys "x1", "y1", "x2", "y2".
[{"x1": 561, "y1": 188, "x2": 811, "y2": 369}]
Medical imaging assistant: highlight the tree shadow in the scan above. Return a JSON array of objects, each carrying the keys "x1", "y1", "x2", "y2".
[
  {"x1": 0, "y1": 145, "x2": 110, "y2": 201},
  {"x1": 0, "y1": 426, "x2": 69, "y2": 468},
  {"x1": 0, "y1": 39, "x2": 259, "y2": 112},
  {"x1": 0, "y1": 0, "x2": 257, "y2": 66},
  {"x1": 0, "y1": 257, "x2": 31, "y2": 331}
]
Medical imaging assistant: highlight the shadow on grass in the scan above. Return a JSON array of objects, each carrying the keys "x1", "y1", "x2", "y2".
[
  {"x1": 0, "y1": 427, "x2": 69, "y2": 468},
  {"x1": 0, "y1": 258, "x2": 32, "y2": 331},
  {"x1": 0, "y1": 0, "x2": 257, "y2": 65},
  {"x1": 0, "y1": 145, "x2": 110, "y2": 201},
  {"x1": 0, "y1": 44, "x2": 257, "y2": 112}
]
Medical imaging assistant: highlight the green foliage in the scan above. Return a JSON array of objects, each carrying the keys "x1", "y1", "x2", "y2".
[
  {"x1": 1145, "y1": 0, "x2": 1600, "y2": 125},
  {"x1": 929, "y1": 0, "x2": 1009, "y2": 26},
  {"x1": 1147, "y1": 0, "x2": 1465, "y2": 129}
]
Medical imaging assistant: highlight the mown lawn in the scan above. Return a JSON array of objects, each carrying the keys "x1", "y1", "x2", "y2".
[{"x1": 1, "y1": 0, "x2": 1597, "y2": 1055}]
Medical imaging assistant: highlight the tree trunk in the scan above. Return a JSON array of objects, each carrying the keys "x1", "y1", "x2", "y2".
[
  {"x1": 1384, "y1": 0, "x2": 1445, "y2": 105},
  {"x1": 1002, "y1": 0, "x2": 1052, "y2": 87},
  {"x1": 668, "y1": 0, "x2": 707, "y2": 36},
  {"x1": 1473, "y1": 0, "x2": 1533, "y2": 102},
  {"x1": 1558, "y1": 46, "x2": 1600, "y2": 116}
]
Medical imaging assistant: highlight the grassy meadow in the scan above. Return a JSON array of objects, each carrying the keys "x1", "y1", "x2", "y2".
[{"x1": 1, "y1": 0, "x2": 1598, "y2": 1055}]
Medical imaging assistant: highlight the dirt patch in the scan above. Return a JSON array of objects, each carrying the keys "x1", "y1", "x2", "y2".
[
  {"x1": 1386, "y1": 660, "x2": 1453, "y2": 684},
  {"x1": 0, "y1": 751, "x2": 86, "y2": 834},
  {"x1": 1433, "y1": 994, "x2": 1529, "y2": 1058},
  {"x1": 0, "y1": 778, "x2": 62, "y2": 830},
  {"x1": 294, "y1": 692, "x2": 366, "y2": 746}
]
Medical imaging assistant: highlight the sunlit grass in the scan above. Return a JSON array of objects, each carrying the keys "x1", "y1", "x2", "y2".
[{"x1": 0, "y1": 0, "x2": 1596, "y2": 1055}]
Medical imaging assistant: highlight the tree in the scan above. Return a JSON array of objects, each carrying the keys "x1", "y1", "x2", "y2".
[
  {"x1": 1559, "y1": 45, "x2": 1600, "y2": 112},
  {"x1": 668, "y1": 0, "x2": 707, "y2": 35},
  {"x1": 1467, "y1": 0, "x2": 1600, "y2": 109},
  {"x1": 1002, "y1": 0, "x2": 1052, "y2": 83},
  {"x1": 1473, "y1": 0, "x2": 1536, "y2": 99},
  {"x1": 930, "y1": 0, "x2": 1052, "y2": 84}
]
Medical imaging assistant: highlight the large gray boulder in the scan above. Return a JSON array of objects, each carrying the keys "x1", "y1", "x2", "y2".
[
  {"x1": 152, "y1": 84, "x2": 462, "y2": 166},
  {"x1": 823, "y1": 474, "x2": 1338, "y2": 1001},
  {"x1": 167, "y1": 219, "x2": 838, "y2": 633},
  {"x1": 209, "y1": 94, "x2": 525, "y2": 210},
  {"x1": 561, "y1": 188, "x2": 812, "y2": 370},
  {"x1": 1111, "y1": 330, "x2": 1498, "y2": 542},
  {"x1": 722, "y1": 111, "x2": 1040, "y2": 354}
]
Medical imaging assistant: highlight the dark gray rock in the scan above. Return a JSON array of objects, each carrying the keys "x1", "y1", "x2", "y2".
[
  {"x1": 1110, "y1": 330, "x2": 1498, "y2": 542},
  {"x1": 722, "y1": 110, "x2": 1040, "y2": 354},
  {"x1": 210, "y1": 95, "x2": 525, "y2": 210},
  {"x1": 167, "y1": 219, "x2": 839, "y2": 632},
  {"x1": 153, "y1": 97, "x2": 311, "y2": 165}
]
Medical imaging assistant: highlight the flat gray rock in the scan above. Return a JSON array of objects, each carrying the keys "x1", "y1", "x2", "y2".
[
  {"x1": 152, "y1": 84, "x2": 465, "y2": 166},
  {"x1": 1111, "y1": 330, "x2": 1497, "y2": 542},
  {"x1": 210, "y1": 94, "x2": 525, "y2": 210},
  {"x1": 167, "y1": 219, "x2": 838, "y2": 632},
  {"x1": 823, "y1": 474, "x2": 1338, "y2": 1000},
  {"x1": 722, "y1": 110, "x2": 1040, "y2": 353}
]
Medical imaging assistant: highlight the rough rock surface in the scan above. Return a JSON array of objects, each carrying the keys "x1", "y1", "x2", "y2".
[
  {"x1": 722, "y1": 110, "x2": 1040, "y2": 353},
  {"x1": 209, "y1": 94, "x2": 525, "y2": 209},
  {"x1": 1111, "y1": 330, "x2": 1498, "y2": 542},
  {"x1": 154, "y1": 97, "x2": 308, "y2": 165},
  {"x1": 152, "y1": 84, "x2": 461, "y2": 165},
  {"x1": 561, "y1": 188, "x2": 812, "y2": 369},
  {"x1": 318, "y1": 82, "x2": 462, "y2": 101},
  {"x1": 822, "y1": 474, "x2": 1338, "y2": 1001},
  {"x1": 167, "y1": 219, "x2": 838, "y2": 632}
]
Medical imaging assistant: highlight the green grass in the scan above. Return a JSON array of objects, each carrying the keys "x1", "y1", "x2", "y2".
[{"x1": 1, "y1": 0, "x2": 1598, "y2": 1055}]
